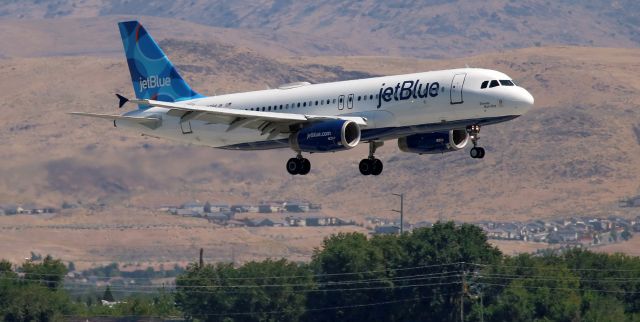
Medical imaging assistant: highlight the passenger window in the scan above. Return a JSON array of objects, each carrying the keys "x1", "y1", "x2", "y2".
[
  {"x1": 489, "y1": 80, "x2": 500, "y2": 88},
  {"x1": 297, "y1": 103, "x2": 300, "y2": 107},
  {"x1": 268, "y1": 106, "x2": 272, "y2": 111},
  {"x1": 315, "y1": 100, "x2": 318, "y2": 106},
  {"x1": 500, "y1": 80, "x2": 514, "y2": 86},
  {"x1": 358, "y1": 96, "x2": 361, "y2": 101},
  {"x1": 481, "y1": 81, "x2": 489, "y2": 89},
  {"x1": 262, "y1": 107, "x2": 265, "y2": 111},
  {"x1": 303, "y1": 102, "x2": 307, "y2": 107}
]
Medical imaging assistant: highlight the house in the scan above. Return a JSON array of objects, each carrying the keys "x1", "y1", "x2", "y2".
[
  {"x1": 285, "y1": 203, "x2": 310, "y2": 213},
  {"x1": 258, "y1": 205, "x2": 274, "y2": 213},
  {"x1": 548, "y1": 229, "x2": 578, "y2": 243},
  {"x1": 246, "y1": 218, "x2": 287, "y2": 227},
  {"x1": 176, "y1": 209, "x2": 200, "y2": 217},
  {"x1": 287, "y1": 217, "x2": 307, "y2": 227},
  {"x1": 204, "y1": 212, "x2": 230, "y2": 223},
  {"x1": 181, "y1": 202, "x2": 205, "y2": 213},
  {"x1": 231, "y1": 205, "x2": 250, "y2": 213},
  {"x1": 374, "y1": 225, "x2": 400, "y2": 235},
  {"x1": 209, "y1": 204, "x2": 230, "y2": 212}
]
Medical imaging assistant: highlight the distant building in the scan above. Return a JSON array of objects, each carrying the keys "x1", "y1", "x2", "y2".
[
  {"x1": 181, "y1": 202, "x2": 205, "y2": 213},
  {"x1": 375, "y1": 225, "x2": 400, "y2": 235},
  {"x1": 285, "y1": 203, "x2": 310, "y2": 213},
  {"x1": 246, "y1": 218, "x2": 287, "y2": 227}
]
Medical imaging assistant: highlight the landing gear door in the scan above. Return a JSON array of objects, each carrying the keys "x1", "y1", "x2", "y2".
[{"x1": 450, "y1": 73, "x2": 466, "y2": 104}]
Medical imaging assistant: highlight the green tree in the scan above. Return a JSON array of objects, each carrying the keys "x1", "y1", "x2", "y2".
[
  {"x1": 103, "y1": 285, "x2": 115, "y2": 302},
  {"x1": 176, "y1": 258, "x2": 313, "y2": 322},
  {"x1": 0, "y1": 257, "x2": 75, "y2": 321},
  {"x1": 22, "y1": 255, "x2": 67, "y2": 289},
  {"x1": 583, "y1": 293, "x2": 626, "y2": 322},
  {"x1": 307, "y1": 232, "x2": 391, "y2": 322},
  {"x1": 622, "y1": 228, "x2": 632, "y2": 241},
  {"x1": 482, "y1": 254, "x2": 582, "y2": 322}
]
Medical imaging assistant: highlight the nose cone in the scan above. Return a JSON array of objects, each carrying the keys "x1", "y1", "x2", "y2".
[
  {"x1": 512, "y1": 87, "x2": 534, "y2": 113},
  {"x1": 521, "y1": 89, "x2": 534, "y2": 108}
]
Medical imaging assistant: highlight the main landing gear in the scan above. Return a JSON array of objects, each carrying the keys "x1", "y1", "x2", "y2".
[
  {"x1": 467, "y1": 124, "x2": 485, "y2": 159},
  {"x1": 286, "y1": 153, "x2": 311, "y2": 175},
  {"x1": 359, "y1": 142, "x2": 384, "y2": 176}
]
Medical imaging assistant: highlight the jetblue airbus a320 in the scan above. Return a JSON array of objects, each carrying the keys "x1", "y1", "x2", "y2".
[{"x1": 72, "y1": 21, "x2": 534, "y2": 176}]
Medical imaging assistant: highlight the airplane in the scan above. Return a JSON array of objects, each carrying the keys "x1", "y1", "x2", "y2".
[{"x1": 72, "y1": 21, "x2": 534, "y2": 176}]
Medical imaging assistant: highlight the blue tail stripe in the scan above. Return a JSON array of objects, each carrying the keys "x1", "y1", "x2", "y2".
[{"x1": 117, "y1": 21, "x2": 202, "y2": 109}]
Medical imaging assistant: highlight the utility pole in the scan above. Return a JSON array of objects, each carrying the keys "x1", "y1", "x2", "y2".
[
  {"x1": 392, "y1": 193, "x2": 404, "y2": 234},
  {"x1": 480, "y1": 290, "x2": 484, "y2": 322},
  {"x1": 460, "y1": 270, "x2": 466, "y2": 322},
  {"x1": 199, "y1": 248, "x2": 204, "y2": 268}
]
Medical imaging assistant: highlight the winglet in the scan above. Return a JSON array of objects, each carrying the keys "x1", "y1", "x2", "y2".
[{"x1": 116, "y1": 94, "x2": 129, "y2": 108}]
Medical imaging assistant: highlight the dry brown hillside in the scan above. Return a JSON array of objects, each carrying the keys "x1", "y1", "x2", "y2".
[{"x1": 2, "y1": 1, "x2": 640, "y2": 58}]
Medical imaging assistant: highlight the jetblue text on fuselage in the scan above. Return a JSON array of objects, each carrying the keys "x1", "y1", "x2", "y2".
[
  {"x1": 139, "y1": 75, "x2": 172, "y2": 91},
  {"x1": 377, "y1": 80, "x2": 439, "y2": 109}
]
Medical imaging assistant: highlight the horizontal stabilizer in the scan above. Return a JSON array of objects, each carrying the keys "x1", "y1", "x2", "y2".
[{"x1": 69, "y1": 112, "x2": 161, "y2": 129}]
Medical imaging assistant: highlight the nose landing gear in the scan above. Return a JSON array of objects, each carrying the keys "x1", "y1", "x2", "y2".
[
  {"x1": 286, "y1": 153, "x2": 311, "y2": 175},
  {"x1": 467, "y1": 124, "x2": 485, "y2": 159},
  {"x1": 359, "y1": 141, "x2": 384, "y2": 176}
]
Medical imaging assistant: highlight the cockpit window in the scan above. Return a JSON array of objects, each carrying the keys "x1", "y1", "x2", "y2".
[
  {"x1": 500, "y1": 80, "x2": 515, "y2": 86},
  {"x1": 489, "y1": 80, "x2": 500, "y2": 88},
  {"x1": 481, "y1": 81, "x2": 488, "y2": 89}
]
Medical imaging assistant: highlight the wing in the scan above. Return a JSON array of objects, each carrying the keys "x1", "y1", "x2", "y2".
[
  {"x1": 129, "y1": 98, "x2": 368, "y2": 139},
  {"x1": 69, "y1": 112, "x2": 161, "y2": 129}
]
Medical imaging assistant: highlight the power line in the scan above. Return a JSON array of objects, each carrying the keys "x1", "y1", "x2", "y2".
[
  {"x1": 3, "y1": 271, "x2": 463, "y2": 289},
  {"x1": 469, "y1": 262, "x2": 640, "y2": 273},
  {"x1": 10, "y1": 261, "x2": 467, "y2": 281},
  {"x1": 64, "y1": 280, "x2": 464, "y2": 296},
  {"x1": 64, "y1": 290, "x2": 462, "y2": 318},
  {"x1": 476, "y1": 282, "x2": 640, "y2": 294}
]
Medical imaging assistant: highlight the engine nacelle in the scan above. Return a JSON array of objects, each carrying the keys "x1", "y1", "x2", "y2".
[
  {"x1": 290, "y1": 120, "x2": 361, "y2": 153},
  {"x1": 398, "y1": 129, "x2": 469, "y2": 154}
]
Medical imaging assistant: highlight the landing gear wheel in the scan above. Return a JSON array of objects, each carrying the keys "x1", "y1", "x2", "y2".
[
  {"x1": 359, "y1": 159, "x2": 372, "y2": 176},
  {"x1": 371, "y1": 159, "x2": 383, "y2": 176},
  {"x1": 286, "y1": 158, "x2": 301, "y2": 175},
  {"x1": 470, "y1": 147, "x2": 485, "y2": 159},
  {"x1": 299, "y1": 158, "x2": 311, "y2": 175}
]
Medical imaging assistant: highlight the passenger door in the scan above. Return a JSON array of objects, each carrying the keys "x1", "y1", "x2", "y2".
[
  {"x1": 450, "y1": 73, "x2": 466, "y2": 104},
  {"x1": 338, "y1": 95, "x2": 345, "y2": 110}
]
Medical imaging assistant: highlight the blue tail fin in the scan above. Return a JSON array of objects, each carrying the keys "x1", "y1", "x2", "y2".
[{"x1": 118, "y1": 21, "x2": 202, "y2": 108}]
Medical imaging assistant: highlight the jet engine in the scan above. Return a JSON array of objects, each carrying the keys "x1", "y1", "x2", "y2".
[
  {"x1": 397, "y1": 129, "x2": 469, "y2": 154},
  {"x1": 290, "y1": 120, "x2": 361, "y2": 153}
]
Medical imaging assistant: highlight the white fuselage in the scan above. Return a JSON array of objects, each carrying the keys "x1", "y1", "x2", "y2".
[{"x1": 117, "y1": 68, "x2": 534, "y2": 150}]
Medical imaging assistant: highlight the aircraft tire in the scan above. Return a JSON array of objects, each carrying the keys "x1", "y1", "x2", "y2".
[
  {"x1": 286, "y1": 158, "x2": 300, "y2": 175},
  {"x1": 359, "y1": 159, "x2": 372, "y2": 175},
  {"x1": 299, "y1": 158, "x2": 311, "y2": 175},
  {"x1": 371, "y1": 159, "x2": 383, "y2": 176}
]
